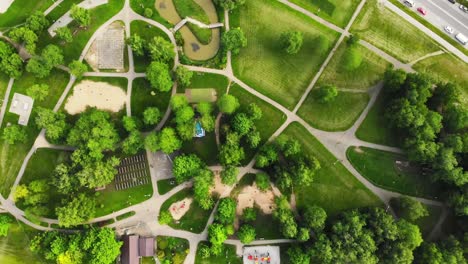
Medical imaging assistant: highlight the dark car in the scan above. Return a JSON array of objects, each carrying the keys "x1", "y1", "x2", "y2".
[{"x1": 448, "y1": 0, "x2": 456, "y2": 4}]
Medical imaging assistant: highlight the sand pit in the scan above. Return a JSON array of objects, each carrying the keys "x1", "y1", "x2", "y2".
[
  {"x1": 210, "y1": 173, "x2": 231, "y2": 198},
  {"x1": 169, "y1": 198, "x2": 193, "y2": 220},
  {"x1": 236, "y1": 183, "x2": 277, "y2": 216},
  {"x1": 65, "y1": 80, "x2": 126, "y2": 115}
]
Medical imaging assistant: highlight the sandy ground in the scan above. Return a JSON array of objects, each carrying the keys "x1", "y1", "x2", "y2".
[
  {"x1": 64, "y1": 80, "x2": 126, "y2": 115},
  {"x1": 209, "y1": 173, "x2": 231, "y2": 198},
  {"x1": 236, "y1": 183, "x2": 276, "y2": 215},
  {"x1": 169, "y1": 198, "x2": 192, "y2": 220}
]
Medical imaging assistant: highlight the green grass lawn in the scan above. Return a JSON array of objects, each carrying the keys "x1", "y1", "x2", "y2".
[
  {"x1": 250, "y1": 212, "x2": 283, "y2": 240},
  {"x1": 355, "y1": 91, "x2": 401, "y2": 147},
  {"x1": 0, "y1": 0, "x2": 53, "y2": 29},
  {"x1": 289, "y1": 0, "x2": 361, "y2": 27},
  {"x1": 173, "y1": 0, "x2": 212, "y2": 44},
  {"x1": 160, "y1": 188, "x2": 212, "y2": 233},
  {"x1": 21, "y1": 149, "x2": 71, "y2": 184},
  {"x1": 413, "y1": 53, "x2": 468, "y2": 103},
  {"x1": 351, "y1": 0, "x2": 440, "y2": 63},
  {"x1": 0, "y1": 221, "x2": 44, "y2": 264},
  {"x1": 130, "y1": 20, "x2": 173, "y2": 72},
  {"x1": 130, "y1": 0, "x2": 172, "y2": 28},
  {"x1": 0, "y1": 73, "x2": 10, "y2": 104},
  {"x1": 186, "y1": 89, "x2": 216, "y2": 102},
  {"x1": 317, "y1": 41, "x2": 391, "y2": 91},
  {"x1": 195, "y1": 242, "x2": 242, "y2": 264},
  {"x1": 131, "y1": 78, "x2": 171, "y2": 129},
  {"x1": 298, "y1": 90, "x2": 369, "y2": 131},
  {"x1": 181, "y1": 132, "x2": 218, "y2": 165},
  {"x1": 282, "y1": 122, "x2": 382, "y2": 216},
  {"x1": 229, "y1": 84, "x2": 287, "y2": 162},
  {"x1": 116, "y1": 211, "x2": 136, "y2": 221},
  {"x1": 231, "y1": 0, "x2": 339, "y2": 109},
  {"x1": 0, "y1": 69, "x2": 69, "y2": 197},
  {"x1": 45, "y1": 0, "x2": 82, "y2": 22},
  {"x1": 347, "y1": 146, "x2": 441, "y2": 199},
  {"x1": 178, "y1": 72, "x2": 229, "y2": 96},
  {"x1": 157, "y1": 178, "x2": 177, "y2": 195}
]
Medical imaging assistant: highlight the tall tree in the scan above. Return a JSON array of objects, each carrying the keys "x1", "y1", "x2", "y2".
[
  {"x1": 237, "y1": 224, "x2": 256, "y2": 244},
  {"x1": 147, "y1": 36, "x2": 175, "y2": 62},
  {"x1": 216, "y1": 198, "x2": 236, "y2": 224},
  {"x1": 173, "y1": 154, "x2": 205, "y2": 183},
  {"x1": 55, "y1": 27, "x2": 73, "y2": 43},
  {"x1": 68, "y1": 60, "x2": 87, "y2": 79},
  {"x1": 280, "y1": 31, "x2": 304, "y2": 55},
  {"x1": 217, "y1": 94, "x2": 239, "y2": 114},
  {"x1": 56, "y1": 193, "x2": 96, "y2": 227},
  {"x1": 2, "y1": 125, "x2": 27, "y2": 144},
  {"x1": 146, "y1": 61, "x2": 173, "y2": 92},
  {"x1": 126, "y1": 34, "x2": 146, "y2": 56},
  {"x1": 175, "y1": 66, "x2": 193, "y2": 88},
  {"x1": 70, "y1": 5, "x2": 91, "y2": 27},
  {"x1": 213, "y1": 0, "x2": 246, "y2": 10},
  {"x1": 221, "y1": 28, "x2": 247, "y2": 54},
  {"x1": 158, "y1": 127, "x2": 182, "y2": 154}
]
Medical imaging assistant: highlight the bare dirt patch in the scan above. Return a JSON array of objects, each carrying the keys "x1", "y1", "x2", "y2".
[
  {"x1": 64, "y1": 80, "x2": 126, "y2": 115},
  {"x1": 169, "y1": 197, "x2": 193, "y2": 220},
  {"x1": 210, "y1": 173, "x2": 231, "y2": 198},
  {"x1": 236, "y1": 183, "x2": 277, "y2": 215}
]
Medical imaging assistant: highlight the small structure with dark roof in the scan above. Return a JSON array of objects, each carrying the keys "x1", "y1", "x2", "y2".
[{"x1": 121, "y1": 235, "x2": 155, "y2": 264}]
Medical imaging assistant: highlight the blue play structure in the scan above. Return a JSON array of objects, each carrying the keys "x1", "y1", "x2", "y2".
[{"x1": 194, "y1": 120, "x2": 205, "y2": 138}]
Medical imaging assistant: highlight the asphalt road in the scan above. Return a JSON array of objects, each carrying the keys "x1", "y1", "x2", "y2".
[{"x1": 400, "y1": 0, "x2": 468, "y2": 48}]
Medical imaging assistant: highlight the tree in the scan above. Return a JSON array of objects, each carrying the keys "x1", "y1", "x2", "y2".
[
  {"x1": 242, "y1": 207, "x2": 257, "y2": 222},
  {"x1": 75, "y1": 157, "x2": 120, "y2": 188},
  {"x1": 68, "y1": 60, "x2": 87, "y2": 78},
  {"x1": 147, "y1": 36, "x2": 175, "y2": 62},
  {"x1": 25, "y1": 11, "x2": 49, "y2": 32},
  {"x1": 159, "y1": 210, "x2": 172, "y2": 225},
  {"x1": 159, "y1": 127, "x2": 182, "y2": 154},
  {"x1": 232, "y1": 113, "x2": 254, "y2": 136},
  {"x1": 174, "y1": 106, "x2": 194, "y2": 124},
  {"x1": 193, "y1": 169, "x2": 214, "y2": 209},
  {"x1": 52, "y1": 163, "x2": 78, "y2": 194},
  {"x1": 42, "y1": 44, "x2": 64, "y2": 67},
  {"x1": 216, "y1": 198, "x2": 236, "y2": 224},
  {"x1": 1, "y1": 52, "x2": 23, "y2": 78},
  {"x1": 173, "y1": 154, "x2": 204, "y2": 183},
  {"x1": 122, "y1": 116, "x2": 138, "y2": 132},
  {"x1": 342, "y1": 47, "x2": 363, "y2": 71},
  {"x1": 55, "y1": 27, "x2": 73, "y2": 43},
  {"x1": 237, "y1": 224, "x2": 256, "y2": 244},
  {"x1": 200, "y1": 115, "x2": 215, "y2": 132},
  {"x1": 347, "y1": 34, "x2": 360, "y2": 46},
  {"x1": 175, "y1": 66, "x2": 193, "y2": 87},
  {"x1": 297, "y1": 227, "x2": 310, "y2": 242},
  {"x1": 198, "y1": 244, "x2": 211, "y2": 259},
  {"x1": 221, "y1": 28, "x2": 247, "y2": 54},
  {"x1": 316, "y1": 84, "x2": 338, "y2": 103},
  {"x1": 35, "y1": 107, "x2": 68, "y2": 142},
  {"x1": 246, "y1": 129, "x2": 261, "y2": 148},
  {"x1": 393, "y1": 196, "x2": 429, "y2": 222},
  {"x1": 217, "y1": 94, "x2": 239, "y2": 114},
  {"x1": 208, "y1": 223, "x2": 227, "y2": 246},
  {"x1": 171, "y1": 95, "x2": 189, "y2": 111},
  {"x1": 144, "y1": 8, "x2": 153, "y2": 18},
  {"x1": 247, "y1": 103, "x2": 262, "y2": 120},
  {"x1": 122, "y1": 131, "x2": 144, "y2": 155},
  {"x1": 2, "y1": 125, "x2": 27, "y2": 144},
  {"x1": 219, "y1": 143, "x2": 244, "y2": 166},
  {"x1": 221, "y1": 166, "x2": 238, "y2": 186},
  {"x1": 280, "y1": 31, "x2": 304, "y2": 55},
  {"x1": 26, "y1": 84, "x2": 49, "y2": 101},
  {"x1": 14, "y1": 185, "x2": 29, "y2": 201},
  {"x1": 126, "y1": 34, "x2": 146, "y2": 56},
  {"x1": 146, "y1": 61, "x2": 173, "y2": 92},
  {"x1": 8, "y1": 27, "x2": 38, "y2": 53},
  {"x1": 143, "y1": 107, "x2": 161, "y2": 126},
  {"x1": 255, "y1": 173, "x2": 270, "y2": 192},
  {"x1": 56, "y1": 193, "x2": 96, "y2": 227},
  {"x1": 213, "y1": 0, "x2": 246, "y2": 10},
  {"x1": 70, "y1": 5, "x2": 91, "y2": 27},
  {"x1": 26, "y1": 57, "x2": 50, "y2": 78},
  {"x1": 144, "y1": 132, "x2": 160, "y2": 152},
  {"x1": 0, "y1": 214, "x2": 12, "y2": 237},
  {"x1": 302, "y1": 205, "x2": 327, "y2": 232},
  {"x1": 288, "y1": 246, "x2": 310, "y2": 264}
]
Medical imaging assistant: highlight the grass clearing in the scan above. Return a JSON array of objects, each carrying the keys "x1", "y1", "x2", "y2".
[
  {"x1": 0, "y1": 220, "x2": 43, "y2": 264},
  {"x1": 298, "y1": 90, "x2": 369, "y2": 131},
  {"x1": 0, "y1": 69, "x2": 69, "y2": 197},
  {"x1": 157, "y1": 178, "x2": 177, "y2": 195},
  {"x1": 160, "y1": 188, "x2": 212, "y2": 233},
  {"x1": 317, "y1": 41, "x2": 391, "y2": 90},
  {"x1": 116, "y1": 211, "x2": 136, "y2": 221},
  {"x1": 289, "y1": 0, "x2": 361, "y2": 27},
  {"x1": 195, "y1": 242, "x2": 242, "y2": 264},
  {"x1": 96, "y1": 182, "x2": 153, "y2": 217},
  {"x1": 282, "y1": 122, "x2": 382, "y2": 216},
  {"x1": 414, "y1": 53, "x2": 468, "y2": 103},
  {"x1": 355, "y1": 91, "x2": 401, "y2": 147},
  {"x1": 181, "y1": 132, "x2": 218, "y2": 165},
  {"x1": 21, "y1": 149, "x2": 71, "y2": 184},
  {"x1": 131, "y1": 78, "x2": 171, "y2": 129},
  {"x1": 130, "y1": 20, "x2": 173, "y2": 72},
  {"x1": 130, "y1": 0, "x2": 172, "y2": 27},
  {"x1": 0, "y1": 0, "x2": 53, "y2": 29},
  {"x1": 178, "y1": 72, "x2": 229, "y2": 96},
  {"x1": 231, "y1": 0, "x2": 339, "y2": 109},
  {"x1": 347, "y1": 146, "x2": 441, "y2": 199},
  {"x1": 351, "y1": 0, "x2": 440, "y2": 63},
  {"x1": 173, "y1": 0, "x2": 212, "y2": 44}
]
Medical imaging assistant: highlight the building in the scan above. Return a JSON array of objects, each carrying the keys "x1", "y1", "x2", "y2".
[
  {"x1": 9, "y1": 93, "x2": 34, "y2": 126},
  {"x1": 121, "y1": 235, "x2": 154, "y2": 264}
]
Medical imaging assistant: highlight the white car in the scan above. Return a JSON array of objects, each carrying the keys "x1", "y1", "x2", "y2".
[
  {"x1": 460, "y1": 4, "x2": 468, "y2": 12},
  {"x1": 444, "y1": 26, "x2": 454, "y2": 34}
]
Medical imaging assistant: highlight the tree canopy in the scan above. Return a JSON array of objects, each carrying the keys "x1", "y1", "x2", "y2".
[
  {"x1": 221, "y1": 28, "x2": 247, "y2": 55},
  {"x1": 280, "y1": 31, "x2": 304, "y2": 55},
  {"x1": 146, "y1": 61, "x2": 173, "y2": 92}
]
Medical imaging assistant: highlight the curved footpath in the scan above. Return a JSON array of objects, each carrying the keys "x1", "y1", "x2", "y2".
[{"x1": 0, "y1": 0, "x2": 451, "y2": 263}]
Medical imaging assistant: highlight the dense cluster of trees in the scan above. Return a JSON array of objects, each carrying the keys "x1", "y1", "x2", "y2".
[
  {"x1": 26, "y1": 44, "x2": 64, "y2": 78},
  {"x1": 70, "y1": 5, "x2": 91, "y2": 28},
  {"x1": 221, "y1": 28, "x2": 247, "y2": 55},
  {"x1": 30, "y1": 228, "x2": 122, "y2": 264},
  {"x1": 383, "y1": 69, "x2": 467, "y2": 216},
  {"x1": 0, "y1": 214, "x2": 12, "y2": 237},
  {"x1": 8, "y1": 11, "x2": 48, "y2": 54},
  {"x1": 0, "y1": 40, "x2": 23, "y2": 78},
  {"x1": 256, "y1": 135, "x2": 320, "y2": 193}
]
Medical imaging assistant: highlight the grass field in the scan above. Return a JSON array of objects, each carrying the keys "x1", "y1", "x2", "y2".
[
  {"x1": 131, "y1": 78, "x2": 172, "y2": 130},
  {"x1": 231, "y1": 0, "x2": 339, "y2": 109},
  {"x1": 96, "y1": 182, "x2": 153, "y2": 217},
  {"x1": 195, "y1": 242, "x2": 242, "y2": 264},
  {"x1": 160, "y1": 188, "x2": 212, "y2": 233},
  {"x1": 0, "y1": 69, "x2": 69, "y2": 197},
  {"x1": 181, "y1": 132, "x2": 218, "y2": 165},
  {"x1": 173, "y1": 0, "x2": 212, "y2": 44},
  {"x1": 298, "y1": 90, "x2": 369, "y2": 131},
  {"x1": 178, "y1": 72, "x2": 229, "y2": 95},
  {"x1": 229, "y1": 84, "x2": 287, "y2": 163},
  {"x1": 351, "y1": 0, "x2": 440, "y2": 63},
  {"x1": 157, "y1": 179, "x2": 177, "y2": 195},
  {"x1": 347, "y1": 147, "x2": 441, "y2": 199},
  {"x1": 130, "y1": 20, "x2": 173, "y2": 72},
  {"x1": 289, "y1": 0, "x2": 361, "y2": 27},
  {"x1": 282, "y1": 122, "x2": 382, "y2": 215},
  {"x1": 45, "y1": 0, "x2": 82, "y2": 22},
  {"x1": 21, "y1": 149, "x2": 71, "y2": 184},
  {"x1": 0, "y1": 221, "x2": 43, "y2": 264},
  {"x1": 355, "y1": 91, "x2": 400, "y2": 147},
  {"x1": 130, "y1": 0, "x2": 172, "y2": 27},
  {"x1": 186, "y1": 88, "x2": 216, "y2": 102},
  {"x1": 317, "y1": 41, "x2": 391, "y2": 90},
  {"x1": 0, "y1": 0, "x2": 53, "y2": 29},
  {"x1": 414, "y1": 53, "x2": 468, "y2": 103}
]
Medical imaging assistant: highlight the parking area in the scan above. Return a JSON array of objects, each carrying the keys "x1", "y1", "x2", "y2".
[{"x1": 115, "y1": 153, "x2": 150, "y2": 190}]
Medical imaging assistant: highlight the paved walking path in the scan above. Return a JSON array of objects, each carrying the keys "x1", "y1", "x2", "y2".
[
  {"x1": 409, "y1": 50, "x2": 445, "y2": 66},
  {"x1": 0, "y1": 78, "x2": 14, "y2": 128},
  {"x1": 173, "y1": 17, "x2": 223, "y2": 32}
]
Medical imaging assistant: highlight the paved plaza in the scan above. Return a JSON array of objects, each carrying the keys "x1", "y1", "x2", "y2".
[{"x1": 97, "y1": 28, "x2": 125, "y2": 69}]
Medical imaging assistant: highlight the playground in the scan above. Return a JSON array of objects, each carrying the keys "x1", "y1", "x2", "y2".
[{"x1": 169, "y1": 197, "x2": 193, "y2": 220}]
